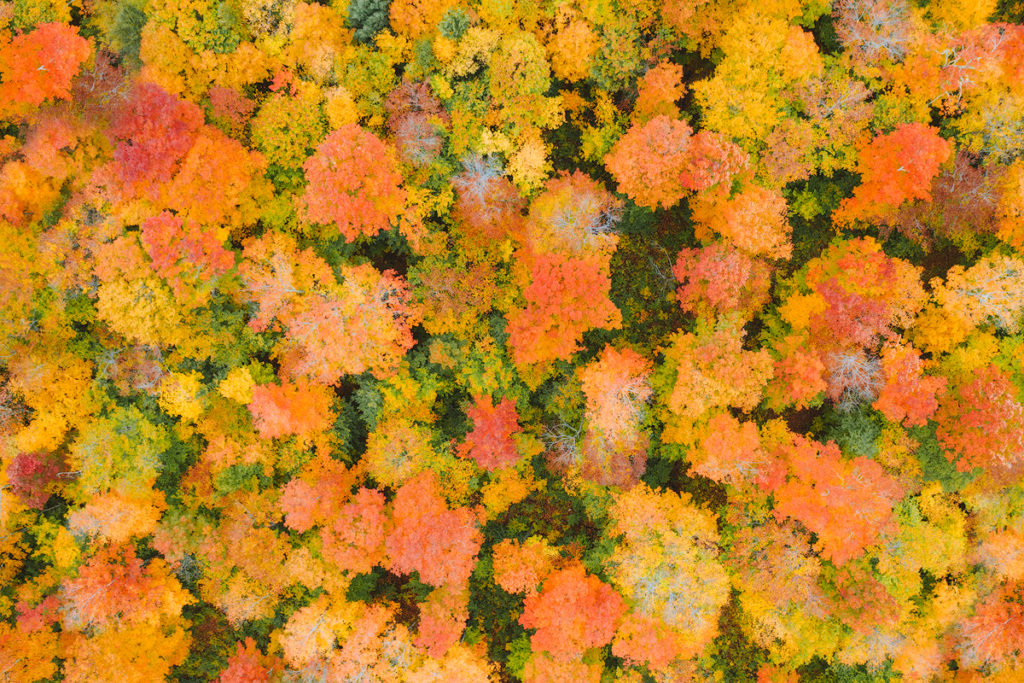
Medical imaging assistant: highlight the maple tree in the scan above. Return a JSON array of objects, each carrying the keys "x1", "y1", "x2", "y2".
[
  {"x1": 457, "y1": 395, "x2": 523, "y2": 471},
  {"x1": 519, "y1": 564, "x2": 625, "y2": 660},
  {"x1": 385, "y1": 470, "x2": 483, "y2": 588},
  {"x1": 606, "y1": 484, "x2": 730, "y2": 665},
  {"x1": 105, "y1": 81, "x2": 205, "y2": 198},
  {"x1": 691, "y1": 183, "x2": 793, "y2": 260},
  {"x1": 657, "y1": 321, "x2": 773, "y2": 444},
  {"x1": 573, "y1": 345, "x2": 653, "y2": 485},
  {"x1": 248, "y1": 379, "x2": 335, "y2": 440},
  {"x1": 0, "y1": 22, "x2": 92, "y2": 117},
  {"x1": 932, "y1": 253, "x2": 1024, "y2": 332},
  {"x1": 238, "y1": 232, "x2": 419, "y2": 384},
  {"x1": 956, "y1": 581, "x2": 1024, "y2": 669},
  {"x1": 935, "y1": 365, "x2": 1024, "y2": 485},
  {"x1": 872, "y1": 343, "x2": 947, "y2": 426},
  {"x1": 604, "y1": 115, "x2": 693, "y2": 210},
  {"x1": 506, "y1": 249, "x2": 622, "y2": 371},
  {"x1": 836, "y1": 123, "x2": 953, "y2": 225},
  {"x1": 451, "y1": 155, "x2": 526, "y2": 246},
  {"x1": 5, "y1": 450, "x2": 64, "y2": 509},
  {"x1": 673, "y1": 242, "x2": 771, "y2": 321},
  {"x1": 771, "y1": 434, "x2": 905, "y2": 564},
  {"x1": 301, "y1": 123, "x2": 406, "y2": 241}
]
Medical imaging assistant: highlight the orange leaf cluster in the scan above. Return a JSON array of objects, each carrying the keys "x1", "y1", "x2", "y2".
[
  {"x1": 248, "y1": 379, "x2": 335, "y2": 440},
  {"x1": 385, "y1": 471, "x2": 483, "y2": 588},
  {"x1": 519, "y1": 565, "x2": 625, "y2": 659},
  {"x1": 457, "y1": 395, "x2": 523, "y2": 471},
  {"x1": 302, "y1": 123, "x2": 406, "y2": 241},
  {"x1": 772, "y1": 435, "x2": 904, "y2": 564}
]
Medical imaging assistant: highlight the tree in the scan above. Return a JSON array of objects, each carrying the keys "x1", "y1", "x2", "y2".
[
  {"x1": 106, "y1": 81, "x2": 204, "y2": 198},
  {"x1": 525, "y1": 170, "x2": 622, "y2": 256},
  {"x1": 934, "y1": 365, "x2": 1024, "y2": 485},
  {"x1": 5, "y1": 450, "x2": 65, "y2": 509},
  {"x1": 765, "y1": 334, "x2": 828, "y2": 411},
  {"x1": 61, "y1": 619, "x2": 192, "y2": 683},
  {"x1": 632, "y1": 60, "x2": 686, "y2": 123},
  {"x1": 673, "y1": 243, "x2": 771, "y2": 322},
  {"x1": 282, "y1": 264, "x2": 419, "y2": 383},
  {"x1": 321, "y1": 487, "x2": 388, "y2": 574},
  {"x1": 932, "y1": 254, "x2": 1024, "y2": 332},
  {"x1": 277, "y1": 595, "x2": 355, "y2": 671},
  {"x1": 385, "y1": 470, "x2": 483, "y2": 588},
  {"x1": 660, "y1": 322, "x2": 773, "y2": 426},
  {"x1": 68, "y1": 489, "x2": 168, "y2": 544},
  {"x1": 0, "y1": 620, "x2": 59, "y2": 683},
  {"x1": 520, "y1": 564, "x2": 625, "y2": 660},
  {"x1": 872, "y1": 343, "x2": 947, "y2": 426},
  {"x1": 302, "y1": 123, "x2": 406, "y2": 241},
  {"x1": 692, "y1": 414, "x2": 772, "y2": 489},
  {"x1": 834, "y1": 0, "x2": 914, "y2": 66},
  {"x1": 60, "y1": 544, "x2": 192, "y2": 630},
  {"x1": 691, "y1": 184, "x2": 792, "y2": 260},
  {"x1": 248, "y1": 379, "x2": 335, "y2": 440},
  {"x1": 771, "y1": 435, "x2": 904, "y2": 564},
  {"x1": 726, "y1": 519, "x2": 831, "y2": 663},
  {"x1": 239, "y1": 232, "x2": 419, "y2": 383},
  {"x1": 506, "y1": 250, "x2": 622, "y2": 371},
  {"x1": 604, "y1": 115, "x2": 693, "y2": 210},
  {"x1": 386, "y1": 81, "x2": 448, "y2": 166},
  {"x1": 277, "y1": 455, "x2": 356, "y2": 533},
  {"x1": 159, "y1": 125, "x2": 269, "y2": 230},
  {"x1": 823, "y1": 348, "x2": 883, "y2": 409},
  {"x1": 217, "y1": 638, "x2": 280, "y2": 683},
  {"x1": 0, "y1": 22, "x2": 92, "y2": 117},
  {"x1": 606, "y1": 484, "x2": 730, "y2": 665},
  {"x1": 7, "y1": 349, "x2": 99, "y2": 453},
  {"x1": 574, "y1": 345, "x2": 653, "y2": 486},
  {"x1": 956, "y1": 581, "x2": 1024, "y2": 670},
  {"x1": 678, "y1": 130, "x2": 749, "y2": 192},
  {"x1": 457, "y1": 395, "x2": 523, "y2": 471},
  {"x1": 835, "y1": 123, "x2": 952, "y2": 225},
  {"x1": 798, "y1": 237, "x2": 926, "y2": 352},
  {"x1": 67, "y1": 405, "x2": 171, "y2": 501},
  {"x1": 491, "y1": 537, "x2": 556, "y2": 595},
  {"x1": 692, "y1": 14, "x2": 822, "y2": 148},
  {"x1": 414, "y1": 585, "x2": 470, "y2": 656},
  {"x1": 889, "y1": 151, "x2": 1005, "y2": 250},
  {"x1": 140, "y1": 211, "x2": 234, "y2": 304},
  {"x1": 544, "y1": 4, "x2": 599, "y2": 83},
  {"x1": 451, "y1": 155, "x2": 526, "y2": 246}
]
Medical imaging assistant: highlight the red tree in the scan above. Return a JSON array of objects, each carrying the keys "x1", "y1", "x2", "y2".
[
  {"x1": 771, "y1": 435, "x2": 904, "y2": 564},
  {"x1": 0, "y1": 23, "x2": 92, "y2": 115},
  {"x1": 385, "y1": 471, "x2": 483, "y2": 588},
  {"x1": 247, "y1": 379, "x2": 335, "y2": 440},
  {"x1": 836, "y1": 123, "x2": 952, "y2": 225},
  {"x1": 673, "y1": 243, "x2": 771, "y2": 321},
  {"x1": 106, "y1": 82, "x2": 204, "y2": 197},
  {"x1": 520, "y1": 564, "x2": 625, "y2": 660},
  {"x1": 935, "y1": 365, "x2": 1024, "y2": 485},
  {"x1": 506, "y1": 250, "x2": 621, "y2": 369},
  {"x1": 302, "y1": 124, "x2": 406, "y2": 241},
  {"x1": 457, "y1": 395, "x2": 523, "y2": 471}
]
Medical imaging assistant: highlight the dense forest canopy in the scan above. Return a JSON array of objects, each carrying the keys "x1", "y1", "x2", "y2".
[{"x1": 1, "y1": 0, "x2": 1024, "y2": 680}]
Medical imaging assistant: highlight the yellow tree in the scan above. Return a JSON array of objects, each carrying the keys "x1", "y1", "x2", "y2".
[{"x1": 606, "y1": 484, "x2": 730, "y2": 667}]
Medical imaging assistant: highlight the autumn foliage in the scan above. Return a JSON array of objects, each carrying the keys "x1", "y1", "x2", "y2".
[
  {"x1": 3, "y1": 3, "x2": 1024, "y2": 681},
  {"x1": 302, "y1": 124, "x2": 406, "y2": 241}
]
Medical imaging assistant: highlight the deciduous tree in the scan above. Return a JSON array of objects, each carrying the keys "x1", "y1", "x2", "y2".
[{"x1": 301, "y1": 123, "x2": 406, "y2": 241}]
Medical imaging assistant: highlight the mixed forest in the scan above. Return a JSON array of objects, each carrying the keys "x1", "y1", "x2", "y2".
[{"x1": 3, "y1": 0, "x2": 1024, "y2": 680}]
